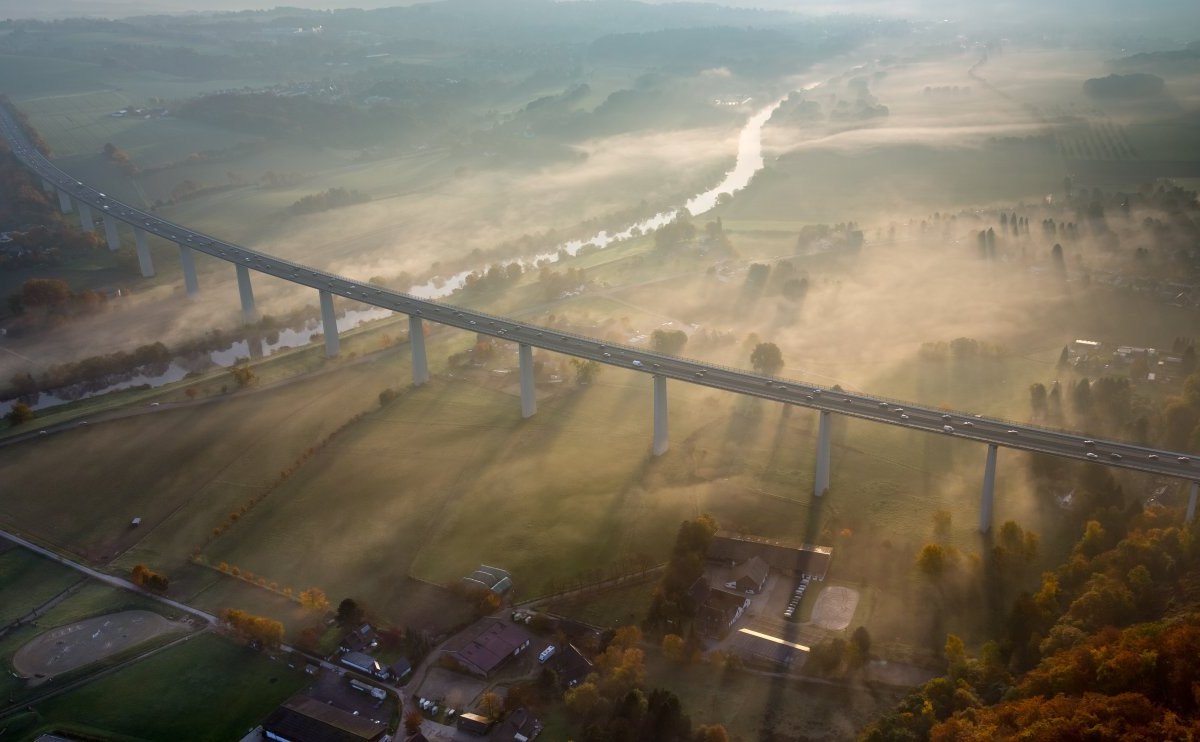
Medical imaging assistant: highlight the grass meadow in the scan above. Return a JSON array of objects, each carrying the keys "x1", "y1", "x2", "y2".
[
  {"x1": 0, "y1": 546, "x2": 83, "y2": 627},
  {"x1": 0, "y1": 345, "x2": 418, "y2": 562},
  {"x1": 13, "y1": 633, "x2": 309, "y2": 742},
  {"x1": 0, "y1": 573, "x2": 189, "y2": 708},
  {"x1": 644, "y1": 652, "x2": 907, "y2": 741}
]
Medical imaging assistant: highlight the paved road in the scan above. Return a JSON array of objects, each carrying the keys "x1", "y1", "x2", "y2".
[
  {"x1": 0, "y1": 529, "x2": 217, "y2": 625},
  {"x1": 0, "y1": 527, "x2": 363, "y2": 685},
  {"x1": 2, "y1": 105, "x2": 1196, "y2": 482}
]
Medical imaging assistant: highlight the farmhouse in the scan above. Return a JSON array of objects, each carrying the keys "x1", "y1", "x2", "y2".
[
  {"x1": 708, "y1": 531, "x2": 832, "y2": 580},
  {"x1": 389, "y1": 657, "x2": 413, "y2": 683},
  {"x1": 494, "y1": 707, "x2": 544, "y2": 741},
  {"x1": 340, "y1": 623, "x2": 378, "y2": 652},
  {"x1": 463, "y1": 564, "x2": 513, "y2": 595},
  {"x1": 340, "y1": 651, "x2": 384, "y2": 677},
  {"x1": 697, "y1": 588, "x2": 750, "y2": 638},
  {"x1": 733, "y1": 555, "x2": 769, "y2": 594},
  {"x1": 441, "y1": 618, "x2": 532, "y2": 677},
  {"x1": 547, "y1": 643, "x2": 594, "y2": 689},
  {"x1": 262, "y1": 696, "x2": 386, "y2": 742}
]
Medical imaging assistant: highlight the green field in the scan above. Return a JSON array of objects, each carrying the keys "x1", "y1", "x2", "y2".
[
  {"x1": 187, "y1": 346, "x2": 1052, "y2": 647},
  {"x1": 644, "y1": 653, "x2": 907, "y2": 741},
  {"x1": 0, "y1": 547, "x2": 82, "y2": 627},
  {"x1": 543, "y1": 578, "x2": 659, "y2": 629},
  {"x1": 0, "y1": 576, "x2": 189, "y2": 708},
  {"x1": 14, "y1": 633, "x2": 309, "y2": 742},
  {"x1": 0, "y1": 343, "x2": 417, "y2": 563}
]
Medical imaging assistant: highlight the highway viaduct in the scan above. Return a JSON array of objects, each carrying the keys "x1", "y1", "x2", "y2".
[{"x1": 2, "y1": 104, "x2": 1197, "y2": 532}]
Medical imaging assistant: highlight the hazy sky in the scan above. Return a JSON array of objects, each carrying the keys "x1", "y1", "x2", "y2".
[
  {"x1": 2, "y1": 0, "x2": 1198, "y2": 31},
  {"x1": 2, "y1": 0, "x2": 1196, "y2": 22}
]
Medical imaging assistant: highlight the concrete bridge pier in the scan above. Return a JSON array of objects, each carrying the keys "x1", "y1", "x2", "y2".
[
  {"x1": 519, "y1": 343, "x2": 535, "y2": 418},
  {"x1": 979, "y1": 443, "x2": 998, "y2": 533},
  {"x1": 1187, "y1": 482, "x2": 1199, "y2": 524},
  {"x1": 133, "y1": 228, "x2": 155, "y2": 277},
  {"x1": 652, "y1": 375, "x2": 668, "y2": 456},
  {"x1": 102, "y1": 215, "x2": 120, "y2": 251},
  {"x1": 409, "y1": 315, "x2": 429, "y2": 386},
  {"x1": 42, "y1": 177, "x2": 55, "y2": 194},
  {"x1": 814, "y1": 410, "x2": 831, "y2": 497},
  {"x1": 319, "y1": 290, "x2": 340, "y2": 357},
  {"x1": 77, "y1": 201, "x2": 94, "y2": 232},
  {"x1": 178, "y1": 244, "x2": 199, "y2": 296},
  {"x1": 56, "y1": 189, "x2": 72, "y2": 214},
  {"x1": 235, "y1": 264, "x2": 257, "y2": 324}
]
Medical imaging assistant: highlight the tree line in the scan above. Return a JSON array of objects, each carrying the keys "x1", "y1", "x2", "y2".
[
  {"x1": 287, "y1": 186, "x2": 370, "y2": 215},
  {"x1": 4, "y1": 340, "x2": 170, "y2": 402}
]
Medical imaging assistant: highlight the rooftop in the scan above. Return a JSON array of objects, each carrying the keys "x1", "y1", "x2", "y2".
[
  {"x1": 709, "y1": 532, "x2": 832, "y2": 578},
  {"x1": 445, "y1": 618, "x2": 532, "y2": 676},
  {"x1": 263, "y1": 696, "x2": 385, "y2": 742},
  {"x1": 728, "y1": 627, "x2": 809, "y2": 669}
]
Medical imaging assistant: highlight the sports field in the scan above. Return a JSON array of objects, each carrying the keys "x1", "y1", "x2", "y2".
[{"x1": 12, "y1": 609, "x2": 185, "y2": 681}]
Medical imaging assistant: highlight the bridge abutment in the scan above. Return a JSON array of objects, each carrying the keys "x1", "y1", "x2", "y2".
[
  {"x1": 56, "y1": 189, "x2": 72, "y2": 214},
  {"x1": 235, "y1": 264, "x2": 257, "y2": 324},
  {"x1": 133, "y1": 228, "x2": 155, "y2": 277},
  {"x1": 980, "y1": 443, "x2": 998, "y2": 533},
  {"x1": 320, "y1": 290, "x2": 339, "y2": 357},
  {"x1": 519, "y1": 343, "x2": 536, "y2": 418},
  {"x1": 1187, "y1": 482, "x2": 1199, "y2": 524},
  {"x1": 653, "y1": 375, "x2": 668, "y2": 456},
  {"x1": 814, "y1": 410, "x2": 831, "y2": 497},
  {"x1": 179, "y1": 244, "x2": 199, "y2": 296},
  {"x1": 102, "y1": 214, "x2": 120, "y2": 251},
  {"x1": 409, "y1": 315, "x2": 429, "y2": 386}
]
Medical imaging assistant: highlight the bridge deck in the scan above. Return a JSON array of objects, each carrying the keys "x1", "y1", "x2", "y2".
[{"x1": 1, "y1": 104, "x2": 1195, "y2": 483}]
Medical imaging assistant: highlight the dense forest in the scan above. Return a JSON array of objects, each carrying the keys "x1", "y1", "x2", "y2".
[{"x1": 863, "y1": 393, "x2": 1200, "y2": 740}]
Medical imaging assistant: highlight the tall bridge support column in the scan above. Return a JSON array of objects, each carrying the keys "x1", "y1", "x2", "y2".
[
  {"x1": 652, "y1": 375, "x2": 668, "y2": 456},
  {"x1": 814, "y1": 410, "x2": 831, "y2": 497},
  {"x1": 319, "y1": 290, "x2": 339, "y2": 357},
  {"x1": 56, "y1": 189, "x2": 72, "y2": 214},
  {"x1": 179, "y1": 244, "x2": 199, "y2": 296},
  {"x1": 42, "y1": 177, "x2": 55, "y2": 194},
  {"x1": 102, "y1": 215, "x2": 120, "y2": 251},
  {"x1": 980, "y1": 444, "x2": 998, "y2": 533},
  {"x1": 519, "y1": 343, "x2": 536, "y2": 418},
  {"x1": 409, "y1": 315, "x2": 429, "y2": 386},
  {"x1": 77, "y1": 201, "x2": 94, "y2": 232},
  {"x1": 133, "y1": 228, "x2": 155, "y2": 277},
  {"x1": 235, "y1": 264, "x2": 257, "y2": 324},
  {"x1": 1187, "y1": 482, "x2": 1199, "y2": 524}
]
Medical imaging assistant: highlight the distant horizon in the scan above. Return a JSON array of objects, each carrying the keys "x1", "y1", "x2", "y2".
[{"x1": 2, "y1": 0, "x2": 1198, "y2": 25}]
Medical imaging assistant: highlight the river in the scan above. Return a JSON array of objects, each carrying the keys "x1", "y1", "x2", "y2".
[
  {"x1": 407, "y1": 86, "x2": 813, "y2": 299},
  {"x1": 3, "y1": 85, "x2": 813, "y2": 416}
]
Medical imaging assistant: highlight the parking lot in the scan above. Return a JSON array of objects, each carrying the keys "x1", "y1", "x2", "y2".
[{"x1": 299, "y1": 668, "x2": 396, "y2": 729}]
